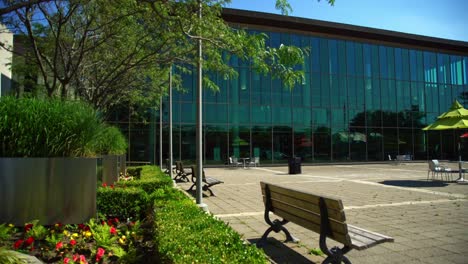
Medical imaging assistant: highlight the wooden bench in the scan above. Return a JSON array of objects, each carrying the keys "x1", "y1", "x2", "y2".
[
  {"x1": 258, "y1": 182, "x2": 394, "y2": 264},
  {"x1": 173, "y1": 161, "x2": 191, "y2": 182},
  {"x1": 188, "y1": 166, "x2": 223, "y2": 196}
]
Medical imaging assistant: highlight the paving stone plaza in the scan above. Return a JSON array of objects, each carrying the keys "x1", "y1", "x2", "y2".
[{"x1": 177, "y1": 162, "x2": 468, "y2": 264}]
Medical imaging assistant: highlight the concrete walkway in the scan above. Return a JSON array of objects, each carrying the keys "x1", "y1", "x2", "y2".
[{"x1": 176, "y1": 163, "x2": 468, "y2": 264}]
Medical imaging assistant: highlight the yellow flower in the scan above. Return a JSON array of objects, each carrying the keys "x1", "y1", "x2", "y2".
[
  {"x1": 63, "y1": 230, "x2": 69, "y2": 236},
  {"x1": 118, "y1": 238, "x2": 125, "y2": 245},
  {"x1": 51, "y1": 230, "x2": 55, "y2": 234},
  {"x1": 121, "y1": 235, "x2": 126, "y2": 240},
  {"x1": 8, "y1": 224, "x2": 14, "y2": 228},
  {"x1": 72, "y1": 233, "x2": 79, "y2": 238},
  {"x1": 84, "y1": 231, "x2": 92, "y2": 238}
]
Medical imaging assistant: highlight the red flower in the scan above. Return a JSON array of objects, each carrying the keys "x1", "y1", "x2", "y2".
[
  {"x1": 110, "y1": 226, "x2": 117, "y2": 235},
  {"x1": 102, "y1": 183, "x2": 107, "y2": 187},
  {"x1": 56, "y1": 241, "x2": 63, "y2": 250},
  {"x1": 13, "y1": 239, "x2": 23, "y2": 249},
  {"x1": 96, "y1": 247, "x2": 105, "y2": 262},
  {"x1": 24, "y1": 223, "x2": 33, "y2": 232},
  {"x1": 24, "y1": 237, "x2": 34, "y2": 246},
  {"x1": 113, "y1": 217, "x2": 119, "y2": 224},
  {"x1": 63, "y1": 257, "x2": 70, "y2": 264},
  {"x1": 79, "y1": 255, "x2": 88, "y2": 264},
  {"x1": 78, "y1": 223, "x2": 90, "y2": 231},
  {"x1": 110, "y1": 184, "x2": 114, "y2": 189},
  {"x1": 73, "y1": 254, "x2": 79, "y2": 262},
  {"x1": 69, "y1": 239, "x2": 77, "y2": 247}
]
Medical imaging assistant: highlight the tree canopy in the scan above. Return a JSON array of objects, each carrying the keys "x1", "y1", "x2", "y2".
[{"x1": 0, "y1": 0, "x2": 334, "y2": 116}]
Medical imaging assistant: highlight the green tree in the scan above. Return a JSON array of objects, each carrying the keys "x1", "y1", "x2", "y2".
[{"x1": 1, "y1": 0, "x2": 334, "y2": 116}]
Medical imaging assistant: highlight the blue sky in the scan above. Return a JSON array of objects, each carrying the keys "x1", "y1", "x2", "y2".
[{"x1": 226, "y1": 0, "x2": 468, "y2": 42}]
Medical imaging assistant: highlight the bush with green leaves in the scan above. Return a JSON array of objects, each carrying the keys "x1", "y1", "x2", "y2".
[
  {"x1": 90, "y1": 124, "x2": 127, "y2": 155},
  {"x1": 97, "y1": 186, "x2": 149, "y2": 221},
  {"x1": 0, "y1": 96, "x2": 127, "y2": 157},
  {"x1": 154, "y1": 192, "x2": 268, "y2": 263}
]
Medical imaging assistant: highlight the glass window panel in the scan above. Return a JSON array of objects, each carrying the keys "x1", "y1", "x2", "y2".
[
  {"x1": 416, "y1": 51, "x2": 424, "y2": 82},
  {"x1": 303, "y1": 73, "x2": 311, "y2": 107},
  {"x1": 386, "y1": 47, "x2": 395, "y2": 79},
  {"x1": 321, "y1": 74, "x2": 330, "y2": 107},
  {"x1": 332, "y1": 128, "x2": 349, "y2": 161},
  {"x1": 251, "y1": 105, "x2": 271, "y2": 124},
  {"x1": 179, "y1": 71, "x2": 194, "y2": 102},
  {"x1": 379, "y1": 46, "x2": 388, "y2": 78},
  {"x1": 382, "y1": 109, "x2": 398, "y2": 128},
  {"x1": 464, "y1": 57, "x2": 468, "y2": 85},
  {"x1": 368, "y1": 128, "x2": 383, "y2": 161},
  {"x1": 292, "y1": 82, "x2": 303, "y2": 106},
  {"x1": 294, "y1": 126, "x2": 313, "y2": 162},
  {"x1": 346, "y1": 41, "x2": 356, "y2": 75},
  {"x1": 383, "y1": 128, "x2": 398, "y2": 158},
  {"x1": 349, "y1": 128, "x2": 366, "y2": 161},
  {"x1": 261, "y1": 74, "x2": 271, "y2": 104},
  {"x1": 311, "y1": 37, "x2": 320, "y2": 72},
  {"x1": 239, "y1": 68, "x2": 250, "y2": 104},
  {"x1": 394, "y1": 48, "x2": 403, "y2": 80},
  {"x1": 313, "y1": 127, "x2": 331, "y2": 161},
  {"x1": 411, "y1": 82, "x2": 425, "y2": 112},
  {"x1": 347, "y1": 77, "x2": 358, "y2": 109},
  {"x1": 311, "y1": 73, "x2": 321, "y2": 106},
  {"x1": 338, "y1": 40, "x2": 346, "y2": 75},
  {"x1": 401, "y1": 49, "x2": 410, "y2": 80},
  {"x1": 272, "y1": 106, "x2": 291, "y2": 125},
  {"x1": 355, "y1": 42, "x2": 364, "y2": 76},
  {"x1": 312, "y1": 108, "x2": 331, "y2": 127},
  {"x1": 363, "y1": 44, "x2": 372, "y2": 77},
  {"x1": 180, "y1": 103, "x2": 194, "y2": 123},
  {"x1": 251, "y1": 71, "x2": 261, "y2": 105},
  {"x1": 328, "y1": 39, "x2": 338, "y2": 74},
  {"x1": 204, "y1": 103, "x2": 227, "y2": 124},
  {"x1": 271, "y1": 78, "x2": 282, "y2": 105},
  {"x1": 204, "y1": 125, "x2": 228, "y2": 165},
  {"x1": 413, "y1": 129, "x2": 426, "y2": 160},
  {"x1": 437, "y1": 53, "x2": 450, "y2": 84},
  {"x1": 410, "y1": 50, "x2": 417, "y2": 81},
  {"x1": 180, "y1": 125, "x2": 195, "y2": 162},
  {"x1": 229, "y1": 125, "x2": 250, "y2": 159},
  {"x1": 270, "y1": 32, "x2": 280, "y2": 48},
  {"x1": 251, "y1": 126, "x2": 272, "y2": 163},
  {"x1": 229, "y1": 104, "x2": 249, "y2": 125},
  {"x1": 320, "y1": 38, "x2": 329, "y2": 74},
  {"x1": 229, "y1": 77, "x2": 239, "y2": 104},
  {"x1": 293, "y1": 107, "x2": 311, "y2": 125},
  {"x1": 371, "y1": 45, "x2": 379, "y2": 77},
  {"x1": 273, "y1": 126, "x2": 292, "y2": 162},
  {"x1": 425, "y1": 83, "x2": 438, "y2": 113}
]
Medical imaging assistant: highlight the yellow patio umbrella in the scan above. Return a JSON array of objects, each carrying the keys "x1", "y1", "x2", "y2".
[{"x1": 422, "y1": 100, "x2": 468, "y2": 183}]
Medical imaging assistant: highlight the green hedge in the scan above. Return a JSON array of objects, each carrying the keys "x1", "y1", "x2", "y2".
[
  {"x1": 97, "y1": 186, "x2": 149, "y2": 221},
  {"x1": 153, "y1": 190, "x2": 268, "y2": 263},
  {"x1": 0, "y1": 96, "x2": 127, "y2": 157},
  {"x1": 116, "y1": 177, "x2": 173, "y2": 194}
]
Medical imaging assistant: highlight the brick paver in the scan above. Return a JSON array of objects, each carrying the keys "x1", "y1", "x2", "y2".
[{"x1": 176, "y1": 163, "x2": 468, "y2": 263}]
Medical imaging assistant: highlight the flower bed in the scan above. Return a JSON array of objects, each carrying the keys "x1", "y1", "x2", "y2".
[{"x1": 0, "y1": 218, "x2": 146, "y2": 264}]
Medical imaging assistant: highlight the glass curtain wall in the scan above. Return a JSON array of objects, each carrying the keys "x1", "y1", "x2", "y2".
[{"x1": 112, "y1": 26, "x2": 468, "y2": 165}]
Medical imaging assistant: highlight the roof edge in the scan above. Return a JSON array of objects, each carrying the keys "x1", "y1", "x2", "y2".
[{"x1": 222, "y1": 8, "x2": 468, "y2": 55}]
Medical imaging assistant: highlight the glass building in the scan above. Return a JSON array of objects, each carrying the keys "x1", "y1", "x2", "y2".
[{"x1": 111, "y1": 9, "x2": 468, "y2": 165}]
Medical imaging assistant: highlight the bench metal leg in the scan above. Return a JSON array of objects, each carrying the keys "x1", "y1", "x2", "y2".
[
  {"x1": 203, "y1": 185, "x2": 215, "y2": 196},
  {"x1": 257, "y1": 219, "x2": 299, "y2": 247}
]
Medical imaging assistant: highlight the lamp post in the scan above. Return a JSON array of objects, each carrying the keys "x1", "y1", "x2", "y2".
[
  {"x1": 169, "y1": 66, "x2": 173, "y2": 180},
  {"x1": 196, "y1": 0, "x2": 207, "y2": 210}
]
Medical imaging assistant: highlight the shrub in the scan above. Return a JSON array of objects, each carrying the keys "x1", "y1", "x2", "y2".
[
  {"x1": 0, "y1": 96, "x2": 127, "y2": 157},
  {"x1": 97, "y1": 186, "x2": 149, "y2": 221},
  {"x1": 0, "y1": 97, "x2": 103, "y2": 157},
  {"x1": 117, "y1": 177, "x2": 173, "y2": 194},
  {"x1": 90, "y1": 124, "x2": 127, "y2": 155},
  {"x1": 154, "y1": 198, "x2": 268, "y2": 263}
]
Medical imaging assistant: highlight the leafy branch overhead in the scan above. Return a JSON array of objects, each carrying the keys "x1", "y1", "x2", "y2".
[{"x1": 0, "y1": 0, "x2": 334, "y2": 116}]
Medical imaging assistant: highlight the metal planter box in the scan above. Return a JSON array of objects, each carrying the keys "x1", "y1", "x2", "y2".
[{"x1": 0, "y1": 158, "x2": 97, "y2": 225}]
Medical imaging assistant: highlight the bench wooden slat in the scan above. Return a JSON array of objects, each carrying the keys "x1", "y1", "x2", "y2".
[
  {"x1": 348, "y1": 225, "x2": 394, "y2": 250},
  {"x1": 273, "y1": 207, "x2": 351, "y2": 245},
  {"x1": 261, "y1": 182, "x2": 343, "y2": 211},
  {"x1": 266, "y1": 191, "x2": 346, "y2": 221},
  {"x1": 205, "y1": 177, "x2": 222, "y2": 185}
]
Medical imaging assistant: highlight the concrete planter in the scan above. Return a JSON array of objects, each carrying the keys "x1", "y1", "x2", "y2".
[
  {"x1": 101, "y1": 155, "x2": 119, "y2": 185},
  {"x1": 0, "y1": 158, "x2": 97, "y2": 225}
]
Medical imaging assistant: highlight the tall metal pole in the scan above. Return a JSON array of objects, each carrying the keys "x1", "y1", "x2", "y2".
[
  {"x1": 159, "y1": 97, "x2": 163, "y2": 169},
  {"x1": 169, "y1": 66, "x2": 173, "y2": 180},
  {"x1": 196, "y1": 0, "x2": 207, "y2": 209}
]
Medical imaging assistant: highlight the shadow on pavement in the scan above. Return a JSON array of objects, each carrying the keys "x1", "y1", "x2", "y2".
[
  {"x1": 248, "y1": 238, "x2": 319, "y2": 264},
  {"x1": 379, "y1": 180, "x2": 449, "y2": 188}
]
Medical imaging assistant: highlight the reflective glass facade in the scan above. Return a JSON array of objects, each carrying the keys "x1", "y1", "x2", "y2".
[{"x1": 111, "y1": 10, "x2": 468, "y2": 165}]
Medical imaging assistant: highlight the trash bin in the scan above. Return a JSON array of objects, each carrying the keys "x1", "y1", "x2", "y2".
[{"x1": 288, "y1": 157, "x2": 301, "y2": 174}]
